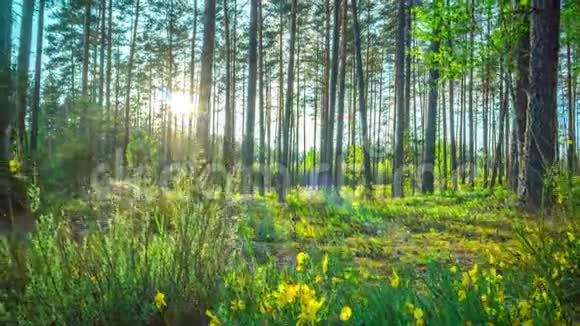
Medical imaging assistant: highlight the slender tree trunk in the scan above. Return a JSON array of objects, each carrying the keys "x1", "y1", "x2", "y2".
[
  {"x1": 98, "y1": 0, "x2": 106, "y2": 107},
  {"x1": 122, "y1": 0, "x2": 141, "y2": 177},
  {"x1": 278, "y1": 0, "x2": 297, "y2": 202},
  {"x1": 16, "y1": 0, "x2": 35, "y2": 154},
  {"x1": 325, "y1": 0, "x2": 342, "y2": 191},
  {"x1": 0, "y1": 0, "x2": 13, "y2": 179},
  {"x1": 334, "y1": 0, "x2": 347, "y2": 192},
  {"x1": 421, "y1": 37, "x2": 440, "y2": 193},
  {"x1": 320, "y1": 0, "x2": 331, "y2": 188},
  {"x1": 223, "y1": 0, "x2": 233, "y2": 172},
  {"x1": 567, "y1": 40, "x2": 576, "y2": 175},
  {"x1": 393, "y1": 0, "x2": 406, "y2": 197},
  {"x1": 242, "y1": 0, "x2": 258, "y2": 193},
  {"x1": 196, "y1": 0, "x2": 217, "y2": 161},
  {"x1": 351, "y1": 0, "x2": 372, "y2": 197},
  {"x1": 81, "y1": 0, "x2": 91, "y2": 116},
  {"x1": 105, "y1": 0, "x2": 112, "y2": 157},
  {"x1": 468, "y1": 0, "x2": 475, "y2": 187},
  {"x1": 491, "y1": 70, "x2": 507, "y2": 190},
  {"x1": 189, "y1": 0, "x2": 198, "y2": 152},
  {"x1": 449, "y1": 79, "x2": 457, "y2": 191},
  {"x1": 30, "y1": 0, "x2": 45, "y2": 154},
  {"x1": 523, "y1": 0, "x2": 560, "y2": 209},
  {"x1": 258, "y1": 0, "x2": 266, "y2": 195}
]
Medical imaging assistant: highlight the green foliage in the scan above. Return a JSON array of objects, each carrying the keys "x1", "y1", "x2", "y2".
[
  {"x1": 127, "y1": 129, "x2": 159, "y2": 177},
  {"x1": 1, "y1": 182, "x2": 239, "y2": 325}
]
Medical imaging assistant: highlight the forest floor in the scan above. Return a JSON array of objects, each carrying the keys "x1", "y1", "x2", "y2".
[{"x1": 2, "y1": 181, "x2": 578, "y2": 325}]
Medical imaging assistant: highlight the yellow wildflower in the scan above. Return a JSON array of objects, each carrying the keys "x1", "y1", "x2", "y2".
[
  {"x1": 390, "y1": 268, "x2": 400, "y2": 288},
  {"x1": 205, "y1": 310, "x2": 222, "y2": 326},
  {"x1": 414, "y1": 307, "x2": 425, "y2": 326},
  {"x1": 340, "y1": 306, "x2": 352, "y2": 321},
  {"x1": 322, "y1": 254, "x2": 329, "y2": 274},
  {"x1": 297, "y1": 297, "x2": 325, "y2": 325},
  {"x1": 468, "y1": 264, "x2": 478, "y2": 284},
  {"x1": 154, "y1": 291, "x2": 166, "y2": 310},
  {"x1": 230, "y1": 298, "x2": 245, "y2": 311},
  {"x1": 297, "y1": 252, "x2": 309, "y2": 272},
  {"x1": 9, "y1": 159, "x2": 19, "y2": 173},
  {"x1": 449, "y1": 265, "x2": 458, "y2": 273}
]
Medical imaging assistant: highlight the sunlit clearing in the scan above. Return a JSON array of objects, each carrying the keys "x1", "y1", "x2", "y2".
[{"x1": 169, "y1": 92, "x2": 194, "y2": 116}]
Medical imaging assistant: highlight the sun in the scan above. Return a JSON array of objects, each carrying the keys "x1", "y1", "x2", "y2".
[{"x1": 168, "y1": 91, "x2": 195, "y2": 116}]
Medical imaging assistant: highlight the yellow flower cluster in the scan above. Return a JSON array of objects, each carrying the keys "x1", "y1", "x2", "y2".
[
  {"x1": 255, "y1": 280, "x2": 327, "y2": 325},
  {"x1": 340, "y1": 306, "x2": 352, "y2": 321},
  {"x1": 154, "y1": 291, "x2": 166, "y2": 310},
  {"x1": 297, "y1": 252, "x2": 309, "y2": 272},
  {"x1": 405, "y1": 302, "x2": 424, "y2": 326}
]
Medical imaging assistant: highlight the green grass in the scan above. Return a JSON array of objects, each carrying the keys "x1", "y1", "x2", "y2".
[{"x1": 1, "y1": 181, "x2": 578, "y2": 325}]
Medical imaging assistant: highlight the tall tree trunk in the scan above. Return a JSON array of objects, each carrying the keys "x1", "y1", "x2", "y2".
[
  {"x1": 0, "y1": 0, "x2": 13, "y2": 182},
  {"x1": 491, "y1": 70, "x2": 507, "y2": 190},
  {"x1": 81, "y1": 0, "x2": 91, "y2": 117},
  {"x1": 258, "y1": 0, "x2": 266, "y2": 195},
  {"x1": 98, "y1": 0, "x2": 106, "y2": 107},
  {"x1": 196, "y1": 0, "x2": 217, "y2": 161},
  {"x1": 515, "y1": 8, "x2": 529, "y2": 198},
  {"x1": 351, "y1": 0, "x2": 372, "y2": 197},
  {"x1": 122, "y1": 0, "x2": 141, "y2": 177},
  {"x1": 334, "y1": 0, "x2": 347, "y2": 192},
  {"x1": 277, "y1": 0, "x2": 297, "y2": 202},
  {"x1": 523, "y1": 0, "x2": 560, "y2": 209},
  {"x1": 16, "y1": 0, "x2": 35, "y2": 154},
  {"x1": 468, "y1": 0, "x2": 475, "y2": 187},
  {"x1": 30, "y1": 0, "x2": 45, "y2": 154},
  {"x1": 320, "y1": 0, "x2": 330, "y2": 188},
  {"x1": 325, "y1": 0, "x2": 342, "y2": 190},
  {"x1": 421, "y1": 37, "x2": 440, "y2": 193},
  {"x1": 242, "y1": 0, "x2": 258, "y2": 194},
  {"x1": 449, "y1": 79, "x2": 457, "y2": 191},
  {"x1": 223, "y1": 0, "x2": 233, "y2": 173},
  {"x1": 189, "y1": 0, "x2": 198, "y2": 152},
  {"x1": 567, "y1": 40, "x2": 576, "y2": 175},
  {"x1": 393, "y1": 0, "x2": 406, "y2": 197},
  {"x1": 105, "y1": 0, "x2": 112, "y2": 158}
]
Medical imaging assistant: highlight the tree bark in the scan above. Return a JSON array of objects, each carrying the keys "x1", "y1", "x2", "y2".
[
  {"x1": 30, "y1": 0, "x2": 46, "y2": 154},
  {"x1": 421, "y1": 37, "x2": 440, "y2": 193},
  {"x1": 334, "y1": 0, "x2": 348, "y2": 192},
  {"x1": 523, "y1": 0, "x2": 560, "y2": 209},
  {"x1": 121, "y1": 0, "x2": 140, "y2": 177},
  {"x1": 223, "y1": 0, "x2": 233, "y2": 173},
  {"x1": 258, "y1": 0, "x2": 266, "y2": 195},
  {"x1": 277, "y1": 0, "x2": 297, "y2": 202},
  {"x1": 242, "y1": 0, "x2": 258, "y2": 194},
  {"x1": 196, "y1": 0, "x2": 217, "y2": 161},
  {"x1": 0, "y1": 0, "x2": 12, "y2": 174},
  {"x1": 351, "y1": 0, "x2": 373, "y2": 197},
  {"x1": 393, "y1": 0, "x2": 406, "y2": 197},
  {"x1": 16, "y1": 0, "x2": 35, "y2": 153}
]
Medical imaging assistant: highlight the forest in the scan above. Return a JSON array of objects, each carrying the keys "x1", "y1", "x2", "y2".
[{"x1": 0, "y1": 0, "x2": 579, "y2": 324}]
